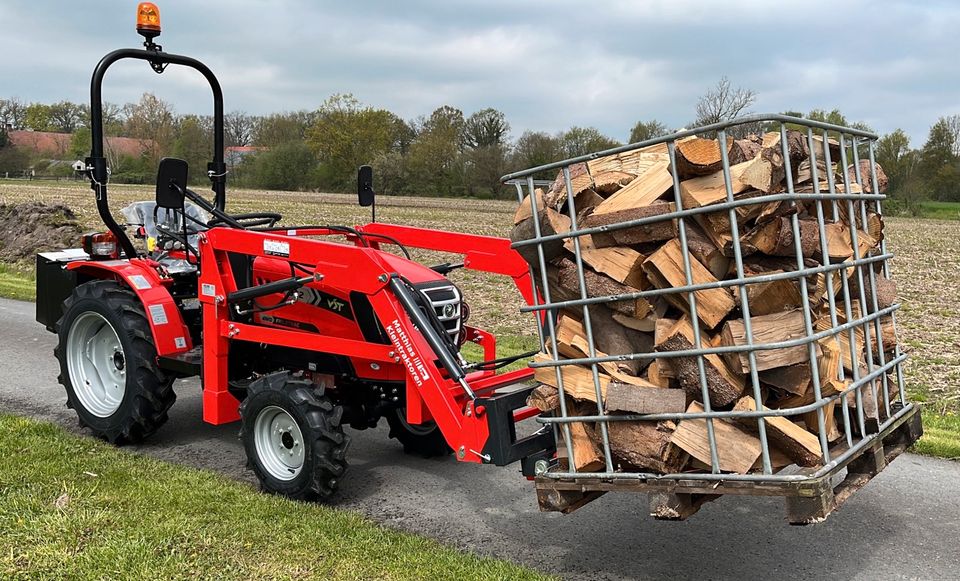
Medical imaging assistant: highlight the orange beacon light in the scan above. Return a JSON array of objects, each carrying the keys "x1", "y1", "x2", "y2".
[{"x1": 136, "y1": 2, "x2": 161, "y2": 38}]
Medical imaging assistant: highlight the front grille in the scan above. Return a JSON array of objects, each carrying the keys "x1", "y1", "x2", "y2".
[{"x1": 419, "y1": 284, "x2": 462, "y2": 344}]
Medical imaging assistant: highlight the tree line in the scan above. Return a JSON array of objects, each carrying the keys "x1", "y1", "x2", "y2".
[{"x1": 0, "y1": 79, "x2": 958, "y2": 206}]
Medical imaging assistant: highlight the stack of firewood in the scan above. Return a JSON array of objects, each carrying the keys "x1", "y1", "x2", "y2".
[{"x1": 513, "y1": 131, "x2": 898, "y2": 475}]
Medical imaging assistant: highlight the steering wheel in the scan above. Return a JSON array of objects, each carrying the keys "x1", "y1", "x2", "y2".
[{"x1": 208, "y1": 212, "x2": 282, "y2": 228}]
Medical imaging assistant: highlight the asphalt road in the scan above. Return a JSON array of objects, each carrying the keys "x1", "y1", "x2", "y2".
[{"x1": 1, "y1": 297, "x2": 957, "y2": 580}]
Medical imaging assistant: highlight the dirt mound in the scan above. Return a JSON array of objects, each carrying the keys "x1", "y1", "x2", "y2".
[{"x1": 0, "y1": 202, "x2": 83, "y2": 262}]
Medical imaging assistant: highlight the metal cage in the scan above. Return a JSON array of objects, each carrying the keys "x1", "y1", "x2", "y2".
[{"x1": 502, "y1": 114, "x2": 922, "y2": 522}]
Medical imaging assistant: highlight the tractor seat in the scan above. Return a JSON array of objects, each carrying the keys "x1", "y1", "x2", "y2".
[{"x1": 121, "y1": 200, "x2": 210, "y2": 274}]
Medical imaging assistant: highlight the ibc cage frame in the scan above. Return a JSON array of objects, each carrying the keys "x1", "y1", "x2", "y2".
[{"x1": 502, "y1": 114, "x2": 922, "y2": 523}]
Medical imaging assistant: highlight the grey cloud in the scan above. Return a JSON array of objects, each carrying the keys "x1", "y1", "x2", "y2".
[{"x1": 1, "y1": 0, "x2": 958, "y2": 147}]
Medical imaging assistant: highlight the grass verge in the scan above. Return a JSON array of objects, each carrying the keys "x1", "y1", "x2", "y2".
[
  {"x1": 918, "y1": 201, "x2": 960, "y2": 220},
  {"x1": 0, "y1": 263, "x2": 34, "y2": 302},
  {"x1": 912, "y1": 412, "x2": 960, "y2": 460},
  {"x1": 0, "y1": 414, "x2": 549, "y2": 581}
]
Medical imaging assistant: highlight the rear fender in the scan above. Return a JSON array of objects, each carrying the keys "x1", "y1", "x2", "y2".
[{"x1": 66, "y1": 259, "x2": 193, "y2": 357}]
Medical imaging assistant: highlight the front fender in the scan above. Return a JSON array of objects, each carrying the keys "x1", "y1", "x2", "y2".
[{"x1": 66, "y1": 259, "x2": 193, "y2": 357}]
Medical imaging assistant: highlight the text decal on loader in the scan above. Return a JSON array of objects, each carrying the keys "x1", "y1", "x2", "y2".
[{"x1": 386, "y1": 319, "x2": 430, "y2": 387}]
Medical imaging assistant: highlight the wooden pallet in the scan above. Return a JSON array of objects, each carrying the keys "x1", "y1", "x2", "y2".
[{"x1": 534, "y1": 404, "x2": 922, "y2": 524}]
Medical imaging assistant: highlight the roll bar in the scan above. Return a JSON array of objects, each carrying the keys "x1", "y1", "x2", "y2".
[{"x1": 86, "y1": 46, "x2": 227, "y2": 258}]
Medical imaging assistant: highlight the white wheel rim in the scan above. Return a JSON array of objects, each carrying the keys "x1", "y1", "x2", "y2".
[
  {"x1": 254, "y1": 406, "x2": 305, "y2": 481},
  {"x1": 66, "y1": 311, "x2": 126, "y2": 418}
]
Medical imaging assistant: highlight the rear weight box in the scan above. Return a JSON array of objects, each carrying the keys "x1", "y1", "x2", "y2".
[{"x1": 36, "y1": 249, "x2": 87, "y2": 332}]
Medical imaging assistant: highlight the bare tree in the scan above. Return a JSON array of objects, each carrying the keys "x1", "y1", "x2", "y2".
[
  {"x1": 0, "y1": 98, "x2": 26, "y2": 130},
  {"x1": 225, "y1": 110, "x2": 256, "y2": 148},
  {"x1": 944, "y1": 114, "x2": 960, "y2": 158},
  {"x1": 695, "y1": 76, "x2": 757, "y2": 127}
]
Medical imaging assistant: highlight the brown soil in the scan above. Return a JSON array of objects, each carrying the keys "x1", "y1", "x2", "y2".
[{"x1": 0, "y1": 202, "x2": 82, "y2": 262}]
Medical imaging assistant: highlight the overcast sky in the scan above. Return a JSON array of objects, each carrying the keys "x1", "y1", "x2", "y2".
[{"x1": 1, "y1": 0, "x2": 957, "y2": 145}]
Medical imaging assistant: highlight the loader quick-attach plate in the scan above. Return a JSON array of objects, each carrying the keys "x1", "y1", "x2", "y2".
[
  {"x1": 477, "y1": 383, "x2": 556, "y2": 474},
  {"x1": 534, "y1": 404, "x2": 922, "y2": 524}
]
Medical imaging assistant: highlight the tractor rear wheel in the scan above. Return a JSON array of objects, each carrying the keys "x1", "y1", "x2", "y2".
[
  {"x1": 386, "y1": 408, "x2": 452, "y2": 458},
  {"x1": 239, "y1": 372, "x2": 350, "y2": 501},
  {"x1": 55, "y1": 280, "x2": 175, "y2": 444}
]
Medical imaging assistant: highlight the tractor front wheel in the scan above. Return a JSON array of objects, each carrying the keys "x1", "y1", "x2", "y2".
[
  {"x1": 386, "y1": 408, "x2": 453, "y2": 458},
  {"x1": 240, "y1": 372, "x2": 350, "y2": 501},
  {"x1": 55, "y1": 280, "x2": 175, "y2": 444}
]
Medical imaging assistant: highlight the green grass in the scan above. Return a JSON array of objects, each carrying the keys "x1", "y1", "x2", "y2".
[
  {"x1": 0, "y1": 414, "x2": 549, "y2": 581},
  {"x1": 919, "y1": 201, "x2": 960, "y2": 220},
  {"x1": 0, "y1": 263, "x2": 34, "y2": 301},
  {"x1": 912, "y1": 412, "x2": 960, "y2": 460}
]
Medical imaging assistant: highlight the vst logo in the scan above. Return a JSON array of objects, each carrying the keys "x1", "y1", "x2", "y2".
[{"x1": 296, "y1": 287, "x2": 354, "y2": 320}]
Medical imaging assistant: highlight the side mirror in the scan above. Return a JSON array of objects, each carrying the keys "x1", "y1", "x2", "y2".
[
  {"x1": 358, "y1": 165, "x2": 375, "y2": 207},
  {"x1": 156, "y1": 157, "x2": 188, "y2": 209}
]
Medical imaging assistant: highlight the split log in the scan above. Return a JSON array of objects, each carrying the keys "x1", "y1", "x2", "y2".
[
  {"x1": 533, "y1": 353, "x2": 609, "y2": 403},
  {"x1": 720, "y1": 310, "x2": 814, "y2": 374},
  {"x1": 656, "y1": 317, "x2": 745, "y2": 407},
  {"x1": 673, "y1": 136, "x2": 733, "y2": 179},
  {"x1": 847, "y1": 160, "x2": 888, "y2": 194},
  {"x1": 738, "y1": 130, "x2": 808, "y2": 192},
  {"x1": 582, "y1": 201, "x2": 677, "y2": 246},
  {"x1": 591, "y1": 161, "x2": 674, "y2": 214},
  {"x1": 646, "y1": 359, "x2": 676, "y2": 388},
  {"x1": 642, "y1": 239, "x2": 736, "y2": 329},
  {"x1": 774, "y1": 377, "x2": 843, "y2": 409},
  {"x1": 759, "y1": 364, "x2": 811, "y2": 396},
  {"x1": 818, "y1": 336, "x2": 842, "y2": 385},
  {"x1": 573, "y1": 189, "x2": 606, "y2": 219},
  {"x1": 850, "y1": 273, "x2": 897, "y2": 311},
  {"x1": 564, "y1": 400, "x2": 604, "y2": 472},
  {"x1": 733, "y1": 397, "x2": 823, "y2": 467},
  {"x1": 545, "y1": 162, "x2": 593, "y2": 209},
  {"x1": 554, "y1": 258, "x2": 647, "y2": 318},
  {"x1": 729, "y1": 137, "x2": 763, "y2": 165},
  {"x1": 591, "y1": 171, "x2": 636, "y2": 195},
  {"x1": 552, "y1": 313, "x2": 654, "y2": 377},
  {"x1": 586, "y1": 142, "x2": 670, "y2": 176},
  {"x1": 738, "y1": 217, "x2": 820, "y2": 258},
  {"x1": 564, "y1": 235, "x2": 648, "y2": 290},
  {"x1": 510, "y1": 206, "x2": 571, "y2": 266},
  {"x1": 527, "y1": 384, "x2": 560, "y2": 413},
  {"x1": 684, "y1": 221, "x2": 730, "y2": 280},
  {"x1": 679, "y1": 161, "x2": 752, "y2": 207},
  {"x1": 604, "y1": 383, "x2": 687, "y2": 415},
  {"x1": 514, "y1": 188, "x2": 545, "y2": 225},
  {"x1": 822, "y1": 222, "x2": 878, "y2": 261},
  {"x1": 803, "y1": 400, "x2": 841, "y2": 442},
  {"x1": 613, "y1": 311, "x2": 657, "y2": 333},
  {"x1": 742, "y1": 270, "x2": 804, "y2": 316},
  {"x1": 607, "y1": 419, "x2": 684, "y2": 473},
  {"x1": 670, "y1": 402, "x2": 762, "y2": 474}
]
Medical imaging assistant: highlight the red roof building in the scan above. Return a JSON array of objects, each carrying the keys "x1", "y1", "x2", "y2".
[{"x1": 7, "y1": 130, "x2": 153, "y2": 159}]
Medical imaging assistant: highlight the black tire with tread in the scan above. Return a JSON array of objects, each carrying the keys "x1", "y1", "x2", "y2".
[
  {"x1": 55, "y1": 280, "x2": 176, "y2": 445},
  {"x1": 239, "y1": 372, "x2": 350, "y2": 501},
  {"x1": 386, "y1": 409, "x2": 453, "y2": 458}
]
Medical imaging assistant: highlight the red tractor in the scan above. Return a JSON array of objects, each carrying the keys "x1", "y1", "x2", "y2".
[{"x1": 36, "y1": 3, "x2": 553, "y2": 500}]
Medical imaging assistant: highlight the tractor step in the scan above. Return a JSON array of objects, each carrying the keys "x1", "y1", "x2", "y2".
[{"x1": 158, "y1": 346, "x2": 203, "y2": 377}]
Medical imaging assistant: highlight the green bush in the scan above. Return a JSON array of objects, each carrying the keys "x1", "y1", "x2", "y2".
[
  {"x1": 250, "y1": 142, "x2": 319, "y2": 191},
  {"x1": 882, "y1": 197, "x2": 924, "y2": 217}
]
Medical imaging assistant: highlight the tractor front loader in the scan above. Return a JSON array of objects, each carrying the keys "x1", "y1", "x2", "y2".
[{"x1": 36, "y1": 3, "x2": 554, "y2": 501}]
